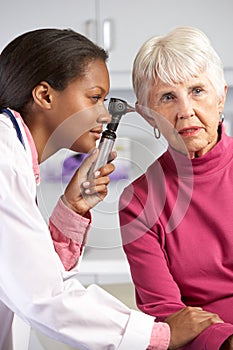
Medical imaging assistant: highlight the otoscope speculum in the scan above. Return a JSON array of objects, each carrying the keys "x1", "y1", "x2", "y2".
[{"x1": 107, "y1": 98, "x2": 135, "y2": 131}]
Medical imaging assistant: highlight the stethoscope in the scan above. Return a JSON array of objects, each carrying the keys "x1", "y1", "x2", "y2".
[{"x1": 1, "y1": 108, "x2": 26, "y2": 149}]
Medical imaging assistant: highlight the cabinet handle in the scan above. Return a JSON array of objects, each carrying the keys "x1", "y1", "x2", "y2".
[
  {"x1": 103, "y1": 19, "x2": 112, "y2": 52},
  {"x1": 85, "y1": 19, "x2": 97, "y2": 43}
]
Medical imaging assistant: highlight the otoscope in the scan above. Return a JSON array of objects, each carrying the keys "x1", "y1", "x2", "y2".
[{"x1": 88, "y1": 97, "x2": 135, "y2": 178}]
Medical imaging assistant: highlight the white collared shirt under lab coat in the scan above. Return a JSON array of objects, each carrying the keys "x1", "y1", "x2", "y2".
[{"x1": 0, "y1": 112, "x2": 155, "y2": 350}]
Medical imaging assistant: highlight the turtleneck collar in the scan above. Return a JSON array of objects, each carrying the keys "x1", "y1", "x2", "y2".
[{"x1": 160, "y1": 124, "x2": 233, "y2": 177}]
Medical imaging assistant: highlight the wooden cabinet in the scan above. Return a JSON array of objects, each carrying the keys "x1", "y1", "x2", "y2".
[
  {"x1": 98, "y1": 0, "x2": 233, "y2": 72},
  {"x1": 0, "y1": 0, "x2": 95, "y2": 50},
  {"x1": 1, "y1": 0, "x2": 232, "y2": 88}
]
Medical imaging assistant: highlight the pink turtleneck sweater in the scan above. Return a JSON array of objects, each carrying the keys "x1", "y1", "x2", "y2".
[{"x1": 120, "y1": 125, "x2": 233, "y2": 349}]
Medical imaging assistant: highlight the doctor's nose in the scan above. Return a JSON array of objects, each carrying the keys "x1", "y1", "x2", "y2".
[{"x1": 96, "y1": 104, "x2": 112, "y2": 124}]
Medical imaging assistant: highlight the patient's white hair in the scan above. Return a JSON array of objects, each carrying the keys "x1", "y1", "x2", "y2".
[{"x1": 133, "y1": 26, "x2": 226, "y2": 105}]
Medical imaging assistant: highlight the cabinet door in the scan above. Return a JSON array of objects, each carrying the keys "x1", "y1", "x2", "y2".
[
  {"x1": 1, "y1": 0, "x2": 232, "y2": 88},
  {"x1": 98, "y1": 0, "x2": 233, "y2": 72},
  {"x1": 0, "y1": 0, "x2": 95, "y2": 51}
]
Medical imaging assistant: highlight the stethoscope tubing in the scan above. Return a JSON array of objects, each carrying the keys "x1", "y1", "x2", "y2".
[{"x1": 1, "y1": 108, "x2": 25, "y2": 149}]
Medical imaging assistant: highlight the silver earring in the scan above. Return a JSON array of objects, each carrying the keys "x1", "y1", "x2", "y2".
[
  {"x1": 220, "y1": 114, "x2": 224, "y2": 123},
  {"x1": 154, "y1": 127, "x2": 161, "y2": 139}
]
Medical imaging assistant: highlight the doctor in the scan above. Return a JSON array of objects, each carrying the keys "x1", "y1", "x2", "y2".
[{"x1": 0, "y1": 28, "x2": 222, "y2": 350}]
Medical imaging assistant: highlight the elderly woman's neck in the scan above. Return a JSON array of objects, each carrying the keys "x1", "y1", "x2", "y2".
[{"x1": 188, "y1": 128, "x2": 221, "y2": 159}]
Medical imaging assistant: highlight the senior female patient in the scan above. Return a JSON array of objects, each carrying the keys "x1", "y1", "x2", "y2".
[
  {"x1": 119, "y1": 26, "x2": 233, "y2": 350},
  {"x1": 0, "y1": 27, "x2": 221, "y2": 350}
]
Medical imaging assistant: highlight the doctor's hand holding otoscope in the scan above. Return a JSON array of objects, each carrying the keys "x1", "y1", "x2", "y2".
[{"x1": 63, "y1": 97, "x2": 135, "y2": 215}]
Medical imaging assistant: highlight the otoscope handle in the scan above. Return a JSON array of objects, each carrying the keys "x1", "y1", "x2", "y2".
[
  {"x1": 88, "y1": 129, "x2": 116, "y2": 178},
  {"x1": 87, "y1": 97, "x2": 135, "y2": 180}
]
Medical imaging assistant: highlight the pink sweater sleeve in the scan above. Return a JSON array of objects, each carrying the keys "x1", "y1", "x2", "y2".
[{"x1": 49, "y1": 197, "x2": 91, "y2": 270}]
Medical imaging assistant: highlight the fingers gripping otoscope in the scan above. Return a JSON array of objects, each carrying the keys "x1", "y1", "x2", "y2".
[{"x1": 88, "y1": 97, "x2": 135, "y2": 179}]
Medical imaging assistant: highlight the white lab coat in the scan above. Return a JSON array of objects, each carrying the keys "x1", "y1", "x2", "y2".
[{"x1": 0, "y1": 112, "x2": 155, "y2": 350}]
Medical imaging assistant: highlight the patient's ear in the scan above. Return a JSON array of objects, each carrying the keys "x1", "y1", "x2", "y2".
[
  {"x1": 135, "y1": 101, "x2": 157, "y2": 127},
  {"x1": 218, "y1": 84, "x2": 228, "y2": 113},
  {"x1": 32, "y1": 81, "x2": 53, "y2": 109}
]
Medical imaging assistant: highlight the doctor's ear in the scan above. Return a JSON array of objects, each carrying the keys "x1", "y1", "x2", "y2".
[
  {"x1": 135, "y1": 101, "x2": 157, "y2": 127},
  {"x1": 32, "y1": 82, "x2": 53, "y2": 109}
]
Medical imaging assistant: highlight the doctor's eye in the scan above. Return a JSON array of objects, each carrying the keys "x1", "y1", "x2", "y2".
[
  {"x1": 92, "y1": 95, "x2": 101, "y2": 102},
  {"x1": 92, "y1": 95, "x2": 108, "y2": 103}
]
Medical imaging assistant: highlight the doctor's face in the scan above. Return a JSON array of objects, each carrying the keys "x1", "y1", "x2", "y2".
[
  {"x1": 47, "y1": 59, "x2": 111, "y2": 153},
  {"x1": 148, "y1": 72, "x2": 227, "y2": 158}
]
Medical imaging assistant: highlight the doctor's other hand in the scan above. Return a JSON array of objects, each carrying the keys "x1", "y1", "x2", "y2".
[
  {"x1": 165, "y1": 306, "x2": 224, "y2": 350},
  {"x1": 63, "y1": 148, "x2": 116, "y2": 216}
]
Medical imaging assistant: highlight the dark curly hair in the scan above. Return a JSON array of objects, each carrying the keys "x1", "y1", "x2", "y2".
[{"x1": 0, "y1": 28, "x2": 108, "y2": 114}]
